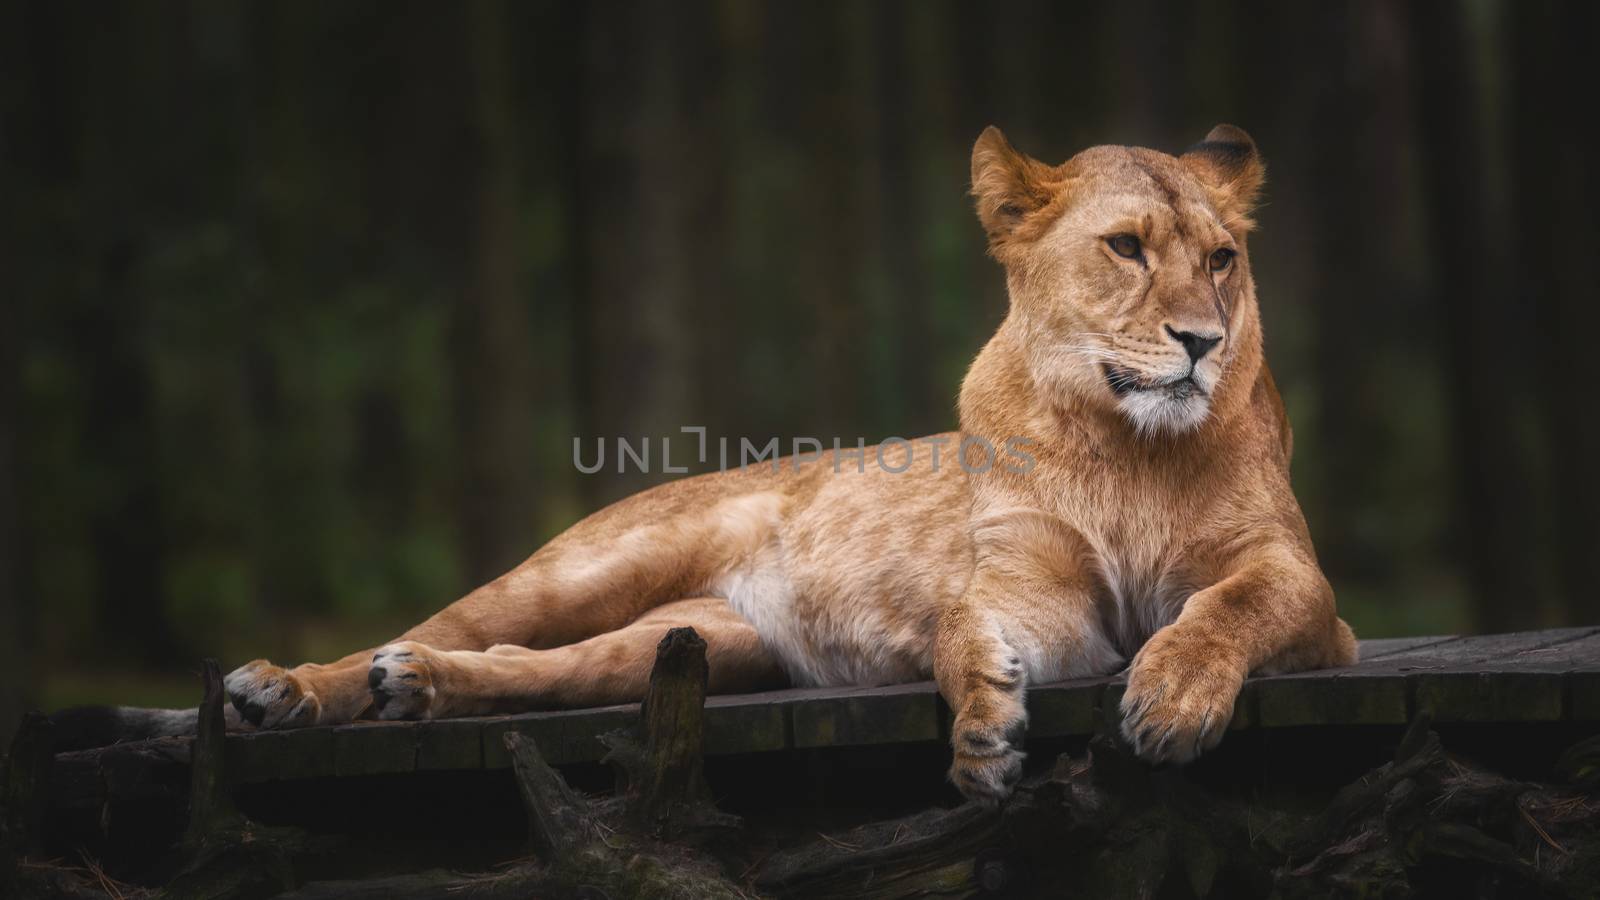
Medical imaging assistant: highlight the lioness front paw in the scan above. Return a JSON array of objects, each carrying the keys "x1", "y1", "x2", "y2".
[
  {"x1": 369, "y1": 642, "x2": 437, "y2": 720},
  {"x1": 949, "y1": 700, "x2": 1028, "y2": 805},
  {"x1": 224, "y1": 660, "x2": 321, "y2": 729},
  {"x1": 1119, "y1": 628, "x2": 1244, "y2": 765}
]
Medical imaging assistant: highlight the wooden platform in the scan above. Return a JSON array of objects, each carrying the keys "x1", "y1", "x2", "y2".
[{"x1": 53, "y1": 627, "x2": 1600, "y2": 784}]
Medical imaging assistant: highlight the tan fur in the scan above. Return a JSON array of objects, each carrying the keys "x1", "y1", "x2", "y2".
[{"x1": 225, "y1": 125, "x2": 1355, "y2": 804}]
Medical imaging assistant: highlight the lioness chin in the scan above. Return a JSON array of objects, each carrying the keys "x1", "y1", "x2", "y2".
[{"x1": 107, "y1": 125, "x2": 1358, "y2": 805}]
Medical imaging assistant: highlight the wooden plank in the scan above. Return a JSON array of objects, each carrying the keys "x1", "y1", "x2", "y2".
[
  {"x1": 1415, "y1": 670, "x2": 1566, "y2": 722},
  {"x1": 1491, "y1": 633, "x2": 1600, "y2": 721},
  {"x1": 1363, "y1": 628, "x2": 1598, "y2": 670},
  {"x1": 65, "y1": 628, "x2": 1600, "y2": 791},
  {"x1": 1469, "y1": 631, "x2": 1600, "y2": 671},
  {"x1": 333, "y1": 721, "x2": 418, "y2": 776},
  {"x1": 481, "y1": 704, "x2": 640, "y2": 768},
  {"x1": 559, "y1": 706, "x2": 638, "y2": 763},
  {"x1": 1028, "y1": 637, "x2": 1453, "y2": 737},
  {"x1": 1099, "y1": 679, "x2": 1129, "y2": 735},
  {"x1": 704, "y1": 693, "x2": 790, "y2": 755},
  {"x1": 481, "y1": 713, "x2": 564, "y2": 769},
  {"x1": 1254, "y1": 668, "x2": 1410, "y2": 727},
  {"x1": 414, "y1": 719, "x2": 485, "y2": 771},
  {"x1": 1229, "y1": 679, "x2": 1259, "y2": 730},
  {"x1": 790, "y1": 682, "x2": 940, "y2": 748},
  {"x1": 1409, "y1": 628, "x2": 1600, "y2": 723},
  {"x1": 1256, "y1": 629, "x2": 1599, "y2": 728},
  {"x1": 1357, "y1": 635, "x2": 1456, "y2": 660},
  {"x1": 1025, "y1": 679, "x2": 1105, "y2": 738},
  {"x1": 1572, "y1": 670, "x2": 1600, "y2": 722},
  {"x1": 230, "y1": 726, "x2": 336, "y2": 782}
]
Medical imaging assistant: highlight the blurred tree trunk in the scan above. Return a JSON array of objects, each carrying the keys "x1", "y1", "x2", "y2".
[
  {"x1": 1411, "y1": 3, "x2": 1538, "y2": 632},
  {"x1": 0, "y1": 227, "x2": 21, "y2": 747},
  {"x1": 553, "y1": 1, "x2": 596, "y2": 486},
  {"x1": 1511, "y1": 0, "x2": 1600, "y2": 626},
  {"x1": 872, "y1": 0, "x2": 937, "y2": 436},
  {"x1": 947, "y1": 0, "x2": 1010, "y2": 336},
  {"x1": 801, "y1": 1, "x2": 871, "y2": 438},
  {"x1": 1103, "y1": 0, "x2": 1178, "y2": 146},
  {"x1": 1302, "y1": 0, "x2": 1417, "y2": 584},
  {"x1": 575, "y1": 0, "x2": 703, "y2": 505},
  {"x1": 0, "y1": 0, "x2": 37, "y2": 746},
  {"x1": 81, "y1": 5, "x2": 175, "y2": 664},
  {"x1": 682, "y1": 5, "x2": 732, "y2": 458},
  {"x1": 455, "y1": 0, "x2": 536, "y2": 581}
]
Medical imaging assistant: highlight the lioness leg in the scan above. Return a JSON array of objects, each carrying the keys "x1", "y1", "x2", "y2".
[
  {"x1": 935, "y1": 513, "x2": 1123, "y2": 804},
  {"x1": 226, "y1": 472, "x2": 789, "y2": 728},
  {"x1": 1119, "y1": 542, "x2": 1356, "y2": 764},
  {"x1": 364, "y1": 597, "x2": 786, "y2": 719},
  {"x1": 224, "y1": 650, "x2": 376, "y2": 729}
]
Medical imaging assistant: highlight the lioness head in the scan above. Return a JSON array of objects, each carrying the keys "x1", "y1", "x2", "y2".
[{"x1": 971, "y1": 125, "x2": 1265, "y2": 435}]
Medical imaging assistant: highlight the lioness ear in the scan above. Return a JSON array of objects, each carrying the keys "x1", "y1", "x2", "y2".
[
  {"x1": 1181, "y1": 124, "x2": 1265, "y2": 227},
  {"x1": 971, "y1": 126, "x2": 1063, "y2": 252}
]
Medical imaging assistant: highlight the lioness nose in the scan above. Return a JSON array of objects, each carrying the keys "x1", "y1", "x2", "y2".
[{"x1": 1165, "y1": 325, "x2": 1222, "y2": 363}]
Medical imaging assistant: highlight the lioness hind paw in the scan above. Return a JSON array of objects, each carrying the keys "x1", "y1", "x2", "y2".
[
  {"x1": 224, "y1": 660, "x2": 321, "y2": 730},
  {"x1": 369, "y1": 642, "x2": 436, "y2": 720}
]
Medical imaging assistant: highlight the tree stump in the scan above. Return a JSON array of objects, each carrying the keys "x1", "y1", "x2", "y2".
[
  {"x1": 184, "y1": 658, "x2": 236, "y2": 843},
  {"x1": 495, "y1": 629, "x2": 749, "y2": 899},
  {"x1": 602, "y1": 627, "x2": 739, "y2": 840},
  {"x1": 160, "y1": 659, "x2": 312, "y2": 900}
]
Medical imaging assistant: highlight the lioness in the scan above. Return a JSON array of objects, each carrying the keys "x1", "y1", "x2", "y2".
[{"x1": 105, "y1": 125, "x2": 1357, "y2": 804}]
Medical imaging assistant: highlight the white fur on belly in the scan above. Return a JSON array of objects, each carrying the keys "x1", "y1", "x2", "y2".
[
  {"x1": 712, "y1": 545, "x2": 941, "y2": 689},
  {"x1": 711, "y1": 545, "x2": 827, "y2": 685}
]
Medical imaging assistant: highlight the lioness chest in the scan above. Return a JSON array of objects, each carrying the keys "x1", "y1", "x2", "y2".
[{"x1": 1052, "y1": 458, "x2": 1225, "y2": 659}]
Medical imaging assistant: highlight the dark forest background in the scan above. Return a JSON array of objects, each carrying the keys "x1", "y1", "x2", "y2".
[{"x1": 3, "y1": 0, "x2": 1598, "y2": 741}]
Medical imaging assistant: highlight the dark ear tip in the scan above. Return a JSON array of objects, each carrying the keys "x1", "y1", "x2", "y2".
[{"x1": 1203, "y1": 124, "x2": 1256, "y2": 153}]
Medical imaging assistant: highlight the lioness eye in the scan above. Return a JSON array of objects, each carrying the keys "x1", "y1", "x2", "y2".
[
  {"x1": 1108, "y1": 234, "x2": 1142, "y2": 259},
  {"x1": 1209, "y1": 248, "x2": 1236, "y2": 271}
]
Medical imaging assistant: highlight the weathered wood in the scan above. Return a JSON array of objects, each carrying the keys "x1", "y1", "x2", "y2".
[
  {"x1": 481, "y1": 709, "x2": 568, "y2": 769},
  {"x1": 603, "y1": 627, "x2": 740, "y2": 840},
  {"x1": 164, "y1": 659, "x2": 315, "y2": 900},
  {"x1": 703, "y1": 692, "x2": 788, "y2": 754},
  {"x1": 483, "y1": 704, "x2": 637, "y2": 768},
  {"x1": 229, "y1": 727, "x2": 335, "y2": 781},
  {"x1": 503, "y1": 730, "x2": 596, "y2": 859},
  {"x1": 49, "y1": 736, "x2": 191, "y2": 825},
  {"x1": 636, "y1": 627, "x2": 712, "y2": 814},
  {"x1": 413, "y1": 717, "x2": 484, "y2": 771},
  {"x1": 757, "y1": 803, "x2": 1002, "y2": 898},
  {"x1": 1357, "y1": 635, "x2": 1460, "y2": 659},
  {"x1": 1, "y1": 711, "x2": 53, "y2": 857},
  {"x1": 1408, "y1": 628, "x2": 1600, "y2": 722},
  {"x1": 1257, "y1": 627, "x2": 1600, "y2": 727},
  {"x1": 756, "y1": 722, "x2": 1600, "y2": 899},
  {"x1": 1275, "y1": 718, "x2": 1598, "y2": 896},
  {"x1": 36, "y1": 631, "x2": 1600, "y2": 805},
  {"x1": 276, "y1": 867, "x2": 545, "y2": 899},
  {"x1": 503, "y1": 724, "x2": 746, "y2": 899},
  {"x1": 1023, "y1": 675, "x2": 1101, "y2": 738},
  {"x1": 18, "y1": 631, "x2": 1600, "y2": 899},
  {"x1": 791, "y1": 682, "x2": 941, "y2": 748},
  {"x1": 184, "y1": 658, "x2": 235, "y2": 842},
  {"x1": 332, "y1": 720, "x2": 419, "y2": 776},
  {"x1": 1254, "y1": 668, "x2": 1410, "y2": 727}
]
